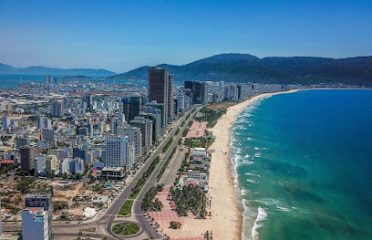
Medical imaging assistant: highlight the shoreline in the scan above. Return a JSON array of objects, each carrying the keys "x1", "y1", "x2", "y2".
[{"x1": 207, "y1": 89, "x2": 299, "y2": 240}]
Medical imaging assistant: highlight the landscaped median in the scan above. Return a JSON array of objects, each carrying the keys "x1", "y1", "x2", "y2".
[
  {"x1": 116, "y1": 111, "x2": 196, "y2": 218},
  {"x1": 162, "y1": 137, "x2": 174, "y2": 153},
  {"x1": 112, "y1": 221, "x2": 140, "y2": 237},
  {"x1": 118, "y1": 199, "x2": 134, "y2": 217},
  {"x1": 117, "y1": 157, "x2": 160, "y2": 217}
]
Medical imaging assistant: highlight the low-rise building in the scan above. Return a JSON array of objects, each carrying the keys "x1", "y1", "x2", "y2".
[
  {"x1": 99, "y1": 166, "x2": 125, "y2": 179},
  {"x1": 22, "y1": 208, "x2": 50, "y2": 240}
]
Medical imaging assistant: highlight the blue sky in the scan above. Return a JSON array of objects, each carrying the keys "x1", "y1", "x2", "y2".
[{"x1": 0, "y1": 0, "x2": 371, "y2": 72}]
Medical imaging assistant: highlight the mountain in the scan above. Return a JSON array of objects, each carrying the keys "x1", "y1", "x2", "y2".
[
  {"x1": 111, "y1": 53, "x2": 372, "y2": 86},
  {"x1": 0, "y1": 63, "x2": 116, "y2": 77}
]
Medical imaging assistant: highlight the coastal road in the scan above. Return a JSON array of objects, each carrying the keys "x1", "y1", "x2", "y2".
[
  {"x1": 159, "y1": 147, "x2": 186, "y2": 186},
  {"x1": 132, "y1": 107, "x2": 200, "y2": 239}
]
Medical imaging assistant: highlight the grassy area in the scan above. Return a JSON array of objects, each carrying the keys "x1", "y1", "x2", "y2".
[
  {"x1": 184, "y1": 136, "x2": 215, "y2": 148},
  {"x1": 2, "y1": 202, "x2": 21, "y2": 215},
  {"x1": 129, "y1": 157, "x2": 160, "y2": 199},
  {"x1": 118, "y1": 199, "x2": 134, "y2": 217},
  {"x1": 182, "y1": 127, "x2": 189, "y2": 137},
  {"x1": 157, "y1": 147, "x2": 176, "y2": 180},
  {"x1": 117, "y1": 157, "x2": 161, "y2": 217},
  {"x1": 112, "y1": 222, "x2": 140, "y2": 236},
  {"x1": 142, "y1": 184, "x2": 163, "y2": 212},
  {"x1": 16, "y1": 177, "x2": 35, "y2": 193},
  {"x1": 195, "y1": 106, "x2": 227, "y2": 128},
  {"x1": 162, "y1": 137, "x2": 174, "y2": 153},
  {"x1": 180, "y1": 120, "x2": 186, "y2": 128}
]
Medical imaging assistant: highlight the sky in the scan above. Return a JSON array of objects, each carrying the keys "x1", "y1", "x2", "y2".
[{"x1": 0, "y1": 0, "x2": 371, "y2": 73}]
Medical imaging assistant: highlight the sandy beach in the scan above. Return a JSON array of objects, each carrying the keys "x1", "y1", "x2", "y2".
[
  {"x1": 148, "y1": 90, "x2": 298, "y2": 240},
  {"x1": 206, "y1": 90, "x2": 298, "y2": 240}
]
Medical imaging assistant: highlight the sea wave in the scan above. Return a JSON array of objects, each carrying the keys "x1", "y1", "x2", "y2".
[
  {"x1": 231, "y1": 95, "x2": 270, "y2": 240},
  {"x1": 239, "y1": 159, "x2": 254, "y2": 166},
  {"x1": 251, "y1": 207, "x2": 268, "y2": 240},
  {"x1": 247, "y1": 179, "x2": 257, "y2": 184},
  {"x1": 254, "y1": 152, "x2": 262, "y2": 158},
  {"x1": 255, "y1": 198, "x2": 283, "y2": 207},
  {"x1": 244, "y1": 172, "x2": 257, "y2": 176},
  {"x1": 276, "y1": 206, "x2": 291, "y2": 212}
]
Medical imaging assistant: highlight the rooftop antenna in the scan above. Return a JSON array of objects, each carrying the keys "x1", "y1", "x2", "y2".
[
  {"x1": 0, "y1": 199, "x2": 2, "y2": 237},
  {"x1": 113, "y1": 78, "x2": 116, "y2": 96}
]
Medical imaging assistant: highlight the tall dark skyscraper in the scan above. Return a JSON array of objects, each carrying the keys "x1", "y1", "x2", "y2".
[
  {"x1": 50, "y1": 99, "x2": 64, "y2": 118},
  {"x1": 20, "y1": 146, "x2": 35, "y2": 172},
  {"x1": 168, "y1": 74, "x2": 174, "y2": 122},
  {"x1": 122, "y1": 95, "x2": 143, "y2": 121},
  {"x1": 148, "y1": 67, "x2": 174, "y2": 124},
  {"x1": 184, "y1": 80, "x2": 209, "y2": 104}
]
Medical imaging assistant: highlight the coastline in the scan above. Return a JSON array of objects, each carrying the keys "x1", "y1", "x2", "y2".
[{"x1": 207, "y1": 89, "x2": 299, "y2": 240}]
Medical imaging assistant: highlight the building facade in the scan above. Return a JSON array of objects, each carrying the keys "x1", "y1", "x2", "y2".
[
  {"x1": 148, "y1": 67, "x2": 171, "y2": 125},
  {"x1": 20, "y1": 146, "x2": 35, "y2": 172}
]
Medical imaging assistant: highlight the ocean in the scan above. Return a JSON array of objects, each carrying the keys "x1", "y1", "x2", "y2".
[
  {"x1": 0, "y1": 74, "x2": 146, "y2": 88},
  {"x1": 231, "y1": 90, "x2": 372, "y2": 240},
  {"x1": 0, "y1": 74, "x2": 46, "y2": 88}
]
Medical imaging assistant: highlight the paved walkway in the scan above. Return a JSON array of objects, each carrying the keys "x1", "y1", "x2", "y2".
[
  {"x1": 159, "y1": 147, "x2": 186, "y2": 186},
  {"x1": 186, "y1": 121, "x2": 207, "y2": 138}
]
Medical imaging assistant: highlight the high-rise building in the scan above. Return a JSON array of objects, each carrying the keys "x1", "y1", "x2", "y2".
[
  {"x1": 142, "y1": 105, "x2": 163, "y2": 133},
  {"x1": 61, "y1": 157, "x2": 85, "y2": 176},
  {"x1": 129, "y1": 116, "x2": 153, "y2": 150},
  {"x1": 37, "y1": 116, "x2": 52, "y2": 130},
  {"x1": 224, "y1": 85, "x2": 230, "y2": 100},
  {"x1": 85, "y1": 95, "x2": 94, "y2": 110},
  {"x1": 119, "y1": 125, "x2": 142, "y2": 160},
  {"x1": 126, "y1": 143, "x2": 135, "y2": 169},
  {"x1": 111, "y1": 114, "x2": 126, "y2": 135},
  {"x1": 45, "y1": 155, "x2": 57, "y2": 176},
  {"x1": 122, "y1": 96, "x2": 143, "y2": 121},
  {"x1": 146, "y1": 101, "x2": 166, "y2": 127},
  {"x1": 105, "y1": 135, "x2": 129, "y2": 168},
  {"x1": 73, "y1": 147, "x2": 86, "y2": 162},
  {"x1": 229, "y1": 84, "x2": 238, "y2": 101},
  {"x1": 168, "y1": 74, "x2": 175, "y2": 122},
  {"x1": 176, "y1": 93, "x2": 185, "y2": 114},
  {"x1": 20, "y1": 146, "x2": 35, "y2": 172},
  {"x1": 34, "y1": 155, "x2": 46, "y2": 175},
  {"x1": 42, "y1": 129, "x2": 55, "y2": 145},
  {"x1": 16, "y1": 136, "x2": 30, "y2": 149},
  {"x1": 148, "y1": 67, "x2": 171, "y2": 124},
  {"x1": 24, "y1": 193, "x2": 52, "y2": 240},
  {"x1": 0, "y1": 200, "x2": 2, "y2": 237},
  {"x1": 50, "y1": 100, "x2": 64, "y2": 118},
  {"x1": 140, "y1": 111, "x2": 161, "y2": 144},
  {"x1": 237, "y1": 84, "x2": 242, "y2": 101},
  {"x1": 1, "y1": 115, "x2": 11, "y2": 130},
  {"x1": 184, "y1": 81, "x2": 209, "y2": 104}
]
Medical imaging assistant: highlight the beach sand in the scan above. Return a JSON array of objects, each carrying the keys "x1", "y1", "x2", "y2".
[
  {"x1": 206, "y1": 90, "x2": 298, "y2": 240},
  {"x1": 149, "y1": 90, "x2": 298, "y2": 240}
]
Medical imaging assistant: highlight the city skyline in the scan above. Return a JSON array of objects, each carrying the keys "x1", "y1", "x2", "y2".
[{"x1": 1, "y1": 0, "x2": 372, "y2": 72}]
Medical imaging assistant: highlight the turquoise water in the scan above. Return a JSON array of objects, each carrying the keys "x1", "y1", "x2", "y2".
[{"x1": 231, "y1": 90, "x2": 372, "y2": 240}]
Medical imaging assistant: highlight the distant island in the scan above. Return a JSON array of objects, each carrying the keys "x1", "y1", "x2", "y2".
[
  {"x1": 0, "y1": 63, "x2": 116, "y2": 77},
  {"x1": 111, "y1": 53, "x2": 372, "y2": 86}
]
